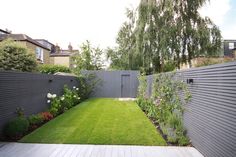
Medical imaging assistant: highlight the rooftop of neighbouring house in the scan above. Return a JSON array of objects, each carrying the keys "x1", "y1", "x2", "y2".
[
  {"x1": 0, "y1": 34, "x2": 50, "y2": 50},
  {"x1": 50, "y1": 43, "x2": 78, "y2": 57},
  {"x1": 0, "y1": 29, "x2": 11, "y2": 34}
]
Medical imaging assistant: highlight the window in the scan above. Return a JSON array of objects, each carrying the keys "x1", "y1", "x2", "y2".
[
  {"x1": 35, "y1": 47, "x2": 44, "y2": 63},
  {"x1": 229, "y1": 43, "x2": 234, "y2": 49}
]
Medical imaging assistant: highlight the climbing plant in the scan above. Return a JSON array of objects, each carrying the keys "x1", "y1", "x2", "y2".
[
  {"x1": 152, "y1": 72, "x2": 191, "y2": 145},
  {"x1": 137, "y1": 72, "x2": 191, "y2": 145}
]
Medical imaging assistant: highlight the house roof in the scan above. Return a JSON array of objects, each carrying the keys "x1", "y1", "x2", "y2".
[
  {"x1": 0, "y1": 29, "x2": 10, "y2": 34},
  {"x1": 50, "y1": 49, "x2": 78, "y2": 57},
  {"x1": 0, "y1": 34, "x2": 50, "y2": 50},
  {"x1": 34, "y1": 39, "x2": 55, "y2": 46}
]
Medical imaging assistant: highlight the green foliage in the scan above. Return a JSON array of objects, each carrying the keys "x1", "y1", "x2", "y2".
[
  {"x1": 178, "y1": 136, "x2": 190, "y2": 146},
  {"x1": 72, "y1": 40, "x2": 104, "y2": 75},
  {"x1": 48, "y1": 86, "x2": 80, "y2": 116},
  {"x1": 48, "y1": 73, "x2": 99, "y2": 116},
  {"x1": 49, "y1": 97, "x2": 61, "y2": 116},
  {"x1": 151, "y1": 73, "x2": 191, "y2": 144},
  {"x1": 76, "y1": 73, "x2": 101, "y2": 100},
  {"x1": 28, "y1": 114, "x2": 44, "y2": 126},
  {"x1": 0, "y1": 39, "x2": 37, "y2": 72},
  {"x1": 4, "y1": 117, "x2": 29, "y2": 139},
  {"x1": 38, "y1": 64, "x2": 71, "y2": 74},
  {"x1": 137, "y1": 75, "x2": 147, "y2": 98},
  {"x1": 62, "y1": 85, "x2": 80, "y2": 111},
  {"x1": 108, "y1": 0, "x2": 222, "y2": 74},
  {"x1": 137, "y1": 72, "x2": 191, "y2": 145},
  {"x1": 163, "y1": 61, "x2": 176, "y2": 72},
  {"x1": 15, "y1": 107, "x2": 25, "y2": 117}
]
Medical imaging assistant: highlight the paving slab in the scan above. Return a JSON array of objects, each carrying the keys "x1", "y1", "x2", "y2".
[{"x1": 0, "y1": 143, "x2": 204, "y2": 157}]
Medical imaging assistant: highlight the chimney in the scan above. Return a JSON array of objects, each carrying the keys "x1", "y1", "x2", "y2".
[
  {"x1": 68, "y1": 43, "x2": 73, "y2": 52},
  {"x1": 55, "y1": 43, "x2": 61, "y2": 53}
]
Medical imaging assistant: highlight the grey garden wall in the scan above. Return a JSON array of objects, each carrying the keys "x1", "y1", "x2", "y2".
[
  {"x1": 0, "y1": 71, "x2": 79, "y2": 135},
  {"x1": 82, "y1": 70, "x2": 139, "y2": 98},
  {"x1": 146, "y1": 61, "x2": 236, "y2": 157}
]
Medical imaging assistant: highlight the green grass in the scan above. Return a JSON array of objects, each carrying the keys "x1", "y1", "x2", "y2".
[{"x1": 20, "y1": 98, "x2": 166, "y2": 145}]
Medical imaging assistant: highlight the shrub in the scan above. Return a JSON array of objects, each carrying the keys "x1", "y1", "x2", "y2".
[
  {"x1": 15, "y1": 107, "x2": 25, "y2": 117},
  {"x1": 137, "y1": 72, "x2": 191, "y2": 145},
  {"x1": 38, "y1": 64, "x2": 71, "y2": 74},
  {"x1": 194, "y1": 57, "x2": 233, "y2": 67},
  {"x1": 48, "y1": 86, "x2": 80, "y2": 116},
  {"x1": 151, "y1": 73, "x2": 191, "y2": 145},
  {"x1": 28, "y1": 114, "x2": 44, "y2": 126},
  {"x1": 49, "y1": 97, "x2": 61, "y2": 116},
  {"x1": 178, "y1": 136, "x2": 190, "y2": 146},
  {"x1": 76, "y1": 74, "x2": 101, "y2": 101},
  {"x1": 40, "y1": 112, "x2": 53, "y2": 121},
  {"x1": 63, "y1": 85, "x2": 80, "y2": 109},
  {"x1": 163, "y1": 61, "x2": 176, "y2": 72},
  {"x1": 0, "y1": 39, "x2": 37, "y2": 72},
  {"x1": 4, "y1": 117, "x2": 29, "y2": 139}
]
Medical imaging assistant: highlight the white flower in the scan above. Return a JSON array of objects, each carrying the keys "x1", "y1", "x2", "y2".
[
  {"x1": 47, "y1": 93, "x2": 52, "y2": 98},
  {"x1": 76, "y1": 88, "x2": 79, "y2": 91},
  {"x1": 61, "y1": 97, "x2": 65, "y2": 101},
  {"x1": 73, "y1": 86, "x2": 76, "y2": 89},
  {"x1": 47, "y1": 100, "x2": 51, "y2": 103},
  {"x1": 77, "y1": 97, "x2": 80, "y2": 100},
  {"x1": 52, "y1": 94, "x2": 57, "y2": 98},
  {"x1": 73, "y1": 95, "x2": 77, "y2": 98}
]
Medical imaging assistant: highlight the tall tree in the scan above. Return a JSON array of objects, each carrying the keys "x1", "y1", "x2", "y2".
[
  {"x1": 72, "y1": 40, "x2": 104, "y2": 74},
  {"x1": 108, "y1": 0, "x2": 222, "y2": 74}
]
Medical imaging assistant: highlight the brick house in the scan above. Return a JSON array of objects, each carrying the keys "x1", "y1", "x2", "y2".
[
  {"x1": 0, "y1": 33, "x2": 51, "y2": 64},
  {"x1": 50, "y1": 44, "x2": 78, "y2": 68}
]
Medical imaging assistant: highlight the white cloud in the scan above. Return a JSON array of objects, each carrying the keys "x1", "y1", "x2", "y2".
[
  {"x1": 221, "y1": 24, "x2": 236, "y2": 40},
  {"x1": 199, "y1": 0, "x2": 236, "y2": 40},
  {"x1": 199, "y1": 0, "x2": 231, "y2": 26},
  {"x1": 0, "y1": 0, "x2": 140, "y2": 49}
]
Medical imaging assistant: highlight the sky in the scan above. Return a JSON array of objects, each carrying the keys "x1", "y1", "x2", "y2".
[{"x1": 0, "y1": 0, "x2": 235, "y2": 49}]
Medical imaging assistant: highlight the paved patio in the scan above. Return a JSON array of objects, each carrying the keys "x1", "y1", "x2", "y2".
[{"x1": 0, "y1": 143, "x2": 204, "y2": 157}]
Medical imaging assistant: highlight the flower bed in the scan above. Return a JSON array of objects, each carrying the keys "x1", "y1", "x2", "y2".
[
  {"x1": 2, "y1": 85, "x2": 82, "y2": 141},
  {"x1": 136, "y1": 73, "x2": 191, "y2": 146}
]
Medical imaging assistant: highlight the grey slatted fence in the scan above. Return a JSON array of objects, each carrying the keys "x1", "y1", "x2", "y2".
[
  {"x1": 146, "y1": 61, "x2": 236, "y2": 157},
  {"x1": 0, "y1": 71, "x2": 79, "y2": 135},
  {"x1": 82, "y1": 70, "x2": 139, "y2": 98}
]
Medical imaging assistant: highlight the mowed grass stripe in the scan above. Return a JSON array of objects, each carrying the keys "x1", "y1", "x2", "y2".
[{"x1": 20, "y1": 98, "x2": 166, "y2": 146}]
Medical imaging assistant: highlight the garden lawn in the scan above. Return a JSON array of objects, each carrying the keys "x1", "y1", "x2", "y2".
[{"x1": 20, "y1": 98, "x2": 166, "y2": 145}]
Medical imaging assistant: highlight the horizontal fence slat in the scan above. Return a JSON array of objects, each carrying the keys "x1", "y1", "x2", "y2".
[
  {"x1": 0, "y1": 71, "x2": 79, "y2": 135},
  {"x1": 146, "y1": 61, "x2": 236, "y2": 157}
]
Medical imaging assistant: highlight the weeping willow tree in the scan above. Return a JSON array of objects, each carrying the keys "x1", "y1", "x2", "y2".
[{"x1": 107, "y1": 0, "x2": 222, "y2": 74}]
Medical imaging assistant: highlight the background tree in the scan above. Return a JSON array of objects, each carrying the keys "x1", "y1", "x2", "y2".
[
  {"x1": 108, "y1": 0, "x2": 222, "y2": 74},
  {"x1": 72, "y1": 40, "x2": 104, "y2": 74},
  {"x1": 0, "y1": 39, "x2": 37, "y2": 72},
  {"x1": 106, "y1": 8, "x2": 138, "y2": 70}
]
